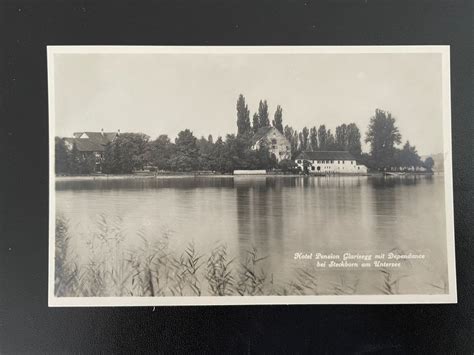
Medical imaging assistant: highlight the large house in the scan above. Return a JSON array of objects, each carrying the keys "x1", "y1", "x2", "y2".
[
  {"x1": 295, "y1": 151, "x2": 368, "y2": 174},
  {"x1": 251, "y1": 126, "x2": 291, "y2": 162},
  {"x1": 63, "y1": 129, "x2": 119, "y2": 172}
]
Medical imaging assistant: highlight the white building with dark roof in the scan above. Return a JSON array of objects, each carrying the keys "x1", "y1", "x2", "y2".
[
  {"x1": 251, "y1": 126, "x2": 291, "y2": 162},
  {"x1": 295, "y1": 151, "x2": 368, "y2": 174}
]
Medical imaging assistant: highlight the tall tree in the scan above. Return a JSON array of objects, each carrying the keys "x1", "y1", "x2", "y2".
[
  {"x1": 210, "y1": 136, "x2": 226, "y2": 172},
  {"x1": 309, "y1": 127, "x2": 318, "y2": 151},
  {"x1": 272, "y1": 105, "x2": 284, "y2": 133},
  {"x1": 365, "y1": 109, "x2": 402, "y2": 170},
  {"x1": 236, "y1": 94, "x2": 251, "y2": 135},
  {"x1": 258, "y1": 100, "x2": 270, "y2": 127},
  {"x1": 252, "y1": 113, "x2": 260, "y2": 133},
  {"x1": 284, "y1": 125, "x2": 299, "y2": 158},
  {"x1": 335, "y1": 124, "x2": 348, "y2": 150},
  {"x1": 299, "y1": 127, "x2": 309, "y2": 151},
  {"x1": 318, "y1": 125, "x2": 328, "y2": 150},
  {"x1": 326, "y1": 129, "x2": 336, "y2": 150},
  {"x1": 346, "y1": 123, "x2": 362, "y2": 157}
]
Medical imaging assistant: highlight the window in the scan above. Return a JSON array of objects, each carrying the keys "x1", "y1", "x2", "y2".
[
  {"x1": 311, "y1": 166, "x2": 315, "y2": 171},
  {"x1": 331, "y1": 160, "x2": 334, "y2": 164},
  {"x1": 271, "y1": 139, "x2": 277, "y2": 144},
  {"x1": 272, "y1": 145, "x2": 276, "y2": 149},
  {"x1": 297, "y1": 160, "x2": 301, "y2": 163}
]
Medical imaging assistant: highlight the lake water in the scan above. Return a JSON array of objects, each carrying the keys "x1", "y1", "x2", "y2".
[{"x1": 55, "y1": 175, "x2": 449, "y2": 295}]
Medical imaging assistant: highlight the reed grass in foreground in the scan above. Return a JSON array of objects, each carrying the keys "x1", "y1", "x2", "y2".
[{"x1": 55, "y1": 216, "x2": 447, "y2": 297}]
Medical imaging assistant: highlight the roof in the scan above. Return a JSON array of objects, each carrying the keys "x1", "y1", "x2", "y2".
[
  {"x1": 64, "y1": 137, "x2": 106, "y2": 152},
  {"x1": 251, "y1": 126, "x2": 279, "y2": 145},
  {"x1": 296, "y1": 151, "x2": 356, "y2": 161},
  {"x1": 65, "y1": 131, "x2": 118, "y2": 152},
  {"x1": 73, "y1": 132, "x2": 117, "y2": 145}
]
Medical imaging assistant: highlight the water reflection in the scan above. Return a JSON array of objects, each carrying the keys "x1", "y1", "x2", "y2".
[{"x1": 56, "y1": 175, "x2": 448, "y2": 293}]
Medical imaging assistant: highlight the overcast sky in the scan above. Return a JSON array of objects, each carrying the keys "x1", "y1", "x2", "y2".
[{"x1": 53, "y1": 52, "x2": 444, "y2": 155}]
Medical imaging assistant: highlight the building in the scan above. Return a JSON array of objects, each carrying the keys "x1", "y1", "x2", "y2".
[
  {"x1": 295, "y1": 151, "x2": 368, "y2": 174},
  {"x1": 251, "y1": 126, "x2": 291, "y2": 162},
  {"x1": 63, "y1": 129, "x2": 119, "y2": 172}
]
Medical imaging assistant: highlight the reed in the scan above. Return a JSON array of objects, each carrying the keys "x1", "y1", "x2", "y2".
[
  {"x1": 54, "y1": 217, "x2": 448, "y2": 297},
  {"x1": 205, "y1": 244, "x2": 234, "y2": 296}
]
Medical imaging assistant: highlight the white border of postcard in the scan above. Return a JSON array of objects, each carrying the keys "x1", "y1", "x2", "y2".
[{"x1": 48, "y1": 45, "x2": 456, "y2": 306}]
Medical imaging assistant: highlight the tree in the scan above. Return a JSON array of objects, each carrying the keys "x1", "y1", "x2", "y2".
[
  {"x1": 335, "y1": 124, "x2": 348, "y2": 150},
  {"x1": 278, "y1": 159, "x2": 300, "y2": 173},
  {"x1": 326, "y1": 129, "x2": 336, "y2": 150},
  {"x1": 145, "y1": 134, "x2": 173, "y2": 170},
  {"x1": 236, "y1": 94, "x2": 251, "y2": 135},
  {"x1": 398, "y1": 141, "x2": 421, "y2": 171},
  {"x1": 365, "y1": 109, "x2": 402, "y2": 170},
  {"x1": 318, "y1": 125, "x2": 328, "y2": 150},
  {"x1": 252, "y1": 113, "x2": 260, "y2": 133},
  {"x1": 55, "y1": 137, "x2": 70, "y2": 174},
  {"x1": 103, "y1": 133, "x2": 150, "y2": 173},
  {"x1": 298, "y1": 127, "x2": 309, "y2": 151},
  {"x1": 169, "y1": 129, "x2": 199, "y2": 171},
  {"x1": 346, "y1": 123, "x2": 362, "y2": 157},
  {"x1": 423, "y1": 157, "x2": 435, "y2": 172},
  {"x1": 284, "y1": 125, "x2": 299, "y2": 158},
  {"x1": 258, "y1": 100, "x2": 270, "y2": 127},
  {"x1": 197, "y1": 136, "x2": 215, "y2": 170},
  {"x1": 272, "y1": 105, "x2": 283, "y2": 133},
  {"x1": 220, "y1": 134, "x2": 249, "y2": 172},
  {"x1": 69, "y1": 143, "x2": 81, "y2": 174},
  {"x1": 78, "y1": 154, "x2": 96, "y2": 174},
  {"x1": 309, "y1": 127, "x2": 318, "y2": 151},
  {"x1": 209, "y1": 136, "x2": 227, "y2": 172}
]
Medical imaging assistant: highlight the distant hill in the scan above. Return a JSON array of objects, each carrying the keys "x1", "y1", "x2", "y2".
[{"x1": 420, "y1": 153, "x2": 445, "y2": 172}]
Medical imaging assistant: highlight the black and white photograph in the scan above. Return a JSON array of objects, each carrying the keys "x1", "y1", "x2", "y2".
[{"x1": 48, "y1": 46, "x2": 456, "y2": 306}]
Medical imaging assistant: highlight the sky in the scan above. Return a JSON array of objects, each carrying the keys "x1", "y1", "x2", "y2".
[{"x1": 53, "y1": 51, "x2": 445, "y2": 155}]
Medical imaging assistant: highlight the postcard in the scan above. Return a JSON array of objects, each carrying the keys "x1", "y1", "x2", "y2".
[{"x1": 48, "y1": 46, "x2": 456, "y2": 306}]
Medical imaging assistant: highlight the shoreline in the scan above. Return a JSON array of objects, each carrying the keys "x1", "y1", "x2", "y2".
[{"x1": 54, "y1": 172, "x2": 439, "y2": 181}]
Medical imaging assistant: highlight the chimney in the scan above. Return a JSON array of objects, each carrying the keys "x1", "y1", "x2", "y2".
[
  {"x1": 117, "y1": 129, "x2": 120, "y2": 136},
  {"x1": 101, "y1": 128, "x2": 104, "y2": 136}
]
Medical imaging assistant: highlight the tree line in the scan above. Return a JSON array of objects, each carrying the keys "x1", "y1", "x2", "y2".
[
  {"x1": 55, "y1": 130, "x2": 279, "y2": 175},
  {"x1": 55, "y1": 95, "x2": 434, "y2": 175}
]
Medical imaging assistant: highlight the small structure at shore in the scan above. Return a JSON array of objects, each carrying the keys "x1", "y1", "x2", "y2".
[
  {"x1": 234, "y1": 170, "x2": 267, "y2": 175},
  {"x1": 295, "y1": 151, "x2": 368, "y2": 174}
]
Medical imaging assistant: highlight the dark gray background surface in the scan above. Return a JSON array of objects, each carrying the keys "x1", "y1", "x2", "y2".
[{"x1": 0, "y1": 0, "x2": 472, "y2": 352}]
